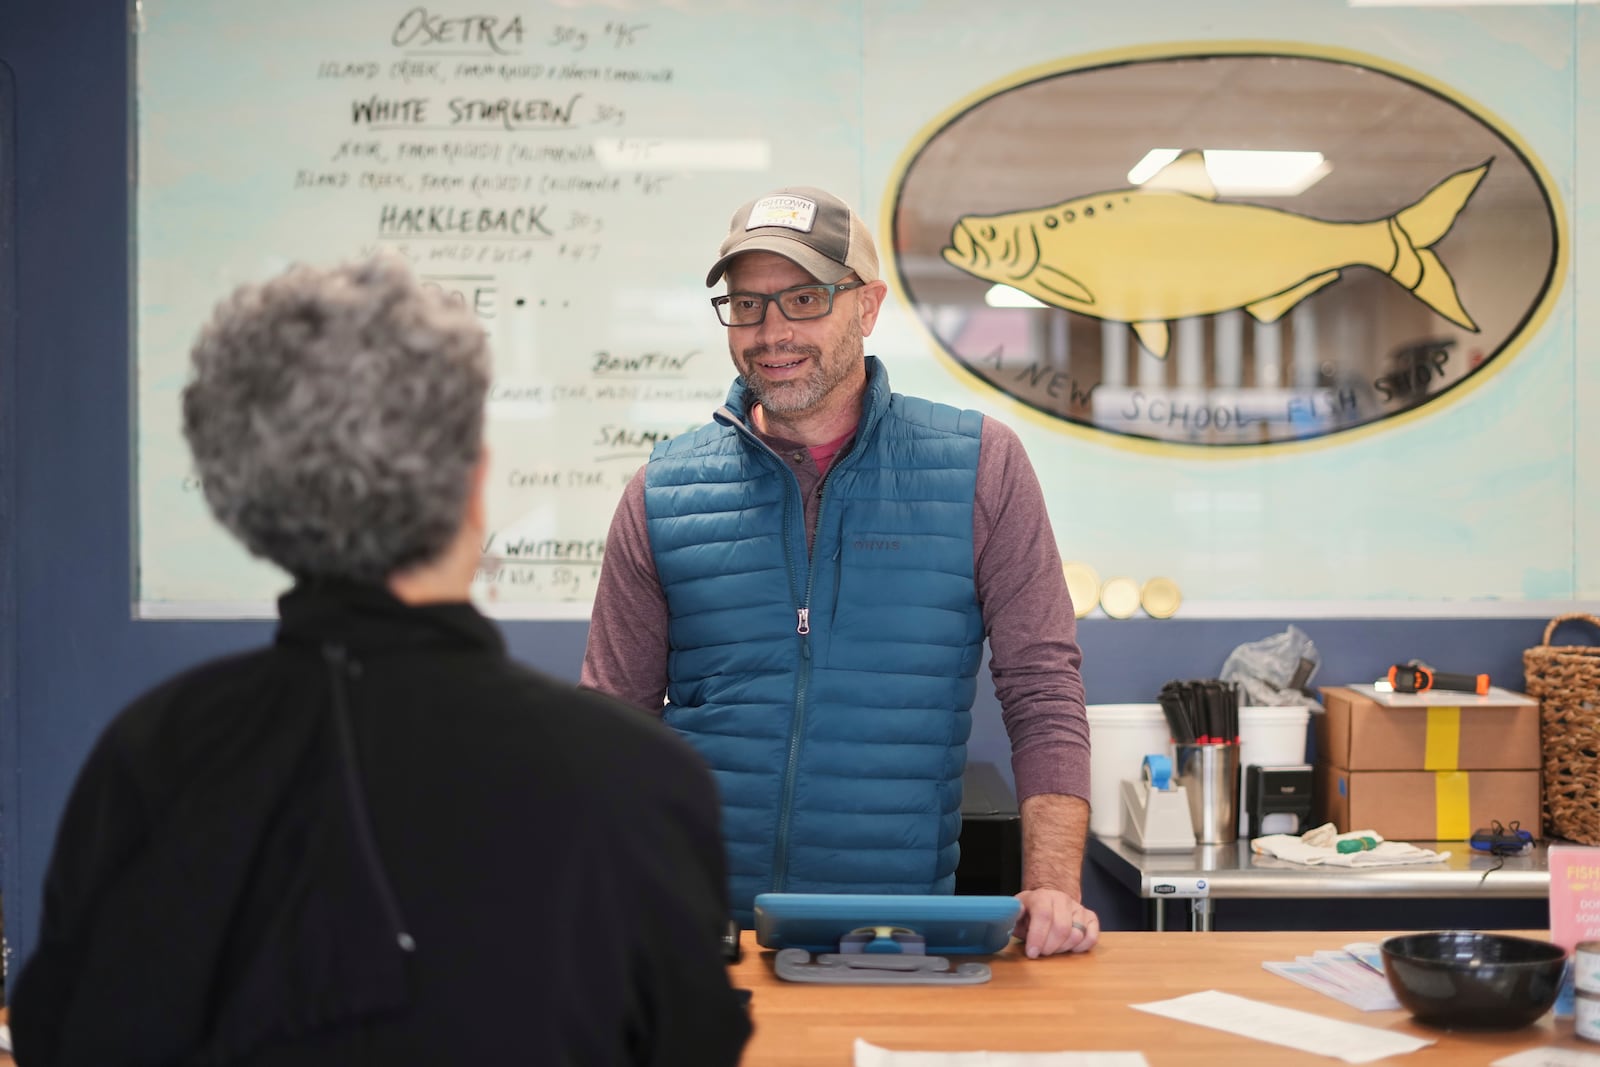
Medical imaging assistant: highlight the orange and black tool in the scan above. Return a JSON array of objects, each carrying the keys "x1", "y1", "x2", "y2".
[{"x1": 1387, "y1": 660, "x2": 1490, "y2": 695}]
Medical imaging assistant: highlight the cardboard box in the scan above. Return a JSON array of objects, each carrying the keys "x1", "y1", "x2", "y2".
[
  {"x1": 1316, "y1": 765, "x2": 1541, "y2": 840},
  {"x1": 1317, "y1": 686, "x2": 1540, "y2": 772}
]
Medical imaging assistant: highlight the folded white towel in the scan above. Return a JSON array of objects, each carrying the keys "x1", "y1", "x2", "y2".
[{"x1": 1251, "y1": 823, "x2": 1451, "y2": 867}]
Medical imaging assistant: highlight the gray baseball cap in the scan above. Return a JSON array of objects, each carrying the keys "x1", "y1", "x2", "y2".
[{"x1": 705, "y1": 186, "x2": 880, "y2": 288}]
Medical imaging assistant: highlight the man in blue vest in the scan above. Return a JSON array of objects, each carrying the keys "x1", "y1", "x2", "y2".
[{"x1": 582, "y1": 186, "x2": 1097, "y2": 956}]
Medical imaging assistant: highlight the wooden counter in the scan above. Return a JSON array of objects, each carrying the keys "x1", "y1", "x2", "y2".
[
  {"x1": 730, "y1": 929, "x2": 1588, "y2": 1065},
  {"x1": 3, "y1": 932, "x2": 1583, "y2": 1064}
]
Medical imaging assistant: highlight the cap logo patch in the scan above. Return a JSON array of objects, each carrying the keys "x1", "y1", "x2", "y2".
[{"x1": 746, "y1": 195, "x2": 818, "y2": 233}]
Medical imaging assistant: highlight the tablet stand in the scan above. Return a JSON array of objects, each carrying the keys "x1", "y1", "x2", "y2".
[
  {"x1": 774, "y1": 947, "x2": 992, "y2": 985},
  {"x1": 839, "y1": 925, "x2": 925, "y2": 954}
]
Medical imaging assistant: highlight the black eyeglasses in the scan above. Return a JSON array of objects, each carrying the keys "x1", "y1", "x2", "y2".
[{"x1": 710, "y1": 281, "x2": 864, "y2": 327}]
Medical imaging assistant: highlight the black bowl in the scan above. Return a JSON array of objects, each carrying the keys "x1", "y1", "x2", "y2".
[{"x1": 1380, "y1": 931, "x2": 1568, "y2": 1030}]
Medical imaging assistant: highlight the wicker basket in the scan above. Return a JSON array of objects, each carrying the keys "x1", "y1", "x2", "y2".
[{"x1": 1524, "y1": 613, "x2": 1600, "y2": 845}]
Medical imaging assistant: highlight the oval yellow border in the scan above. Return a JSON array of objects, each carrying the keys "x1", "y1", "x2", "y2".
[{"x1": 880, "y1": 39, "x2": 1570, "y2": 460}]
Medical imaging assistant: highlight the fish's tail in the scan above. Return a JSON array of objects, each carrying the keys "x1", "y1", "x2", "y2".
[{"x1": 1385, "y1": 162, "x2": 1490, "y2": 331}]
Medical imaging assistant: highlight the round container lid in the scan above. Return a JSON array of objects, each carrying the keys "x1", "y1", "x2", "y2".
[
  {"x1": 1061, "y1": 561, "x2": 1100, "y2": 619},
  {"x1": 1100, "y1": 576, "x2": 1141, "y2": 619},
  {"x1": 1141, "y1": 576, "x2": 1182, "y2": 619}
]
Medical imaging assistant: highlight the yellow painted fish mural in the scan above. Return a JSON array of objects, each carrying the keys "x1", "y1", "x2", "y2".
[{"x1": 941, "y1": 150, "x2": 1488, "y2": 359}]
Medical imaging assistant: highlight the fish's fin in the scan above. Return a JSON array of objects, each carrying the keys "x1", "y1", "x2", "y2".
[
  {"x1": 1408, "y1": 248, "x2": 1477, "y2": 331},
  {"x1": 1396, "y1": 162, "x2": 1490, "y2": 248},
  {"x1": 1385, "y1": 164, "x2": 1488, "y2": 332},
  {"x1": 1245, "y1": 270, "x2": 1341, "y2": 324},
  {"x1": 1033, "y1": 265, "x2": 1095, "y2": 306},
  {"x1": 1141, "y1": 150, "x2": 1218, "y2": 200},
  {"x1": 1131, "y1": 321, "x2": 1170, "y2": 359}
]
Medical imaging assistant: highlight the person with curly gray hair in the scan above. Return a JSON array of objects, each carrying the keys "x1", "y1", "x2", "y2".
[
  {"x1": 11, "y1": 255, "x2": 751, "y2": 1066},
  {"x1": 182, "y1": 254, "x2": 492, "y2": 584}
]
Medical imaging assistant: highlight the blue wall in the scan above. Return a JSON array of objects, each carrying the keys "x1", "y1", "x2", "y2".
[{"x1": 0, "y1": 0, "x2": 1565, "y2": 973}]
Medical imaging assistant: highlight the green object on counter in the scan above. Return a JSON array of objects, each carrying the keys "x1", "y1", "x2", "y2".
[{"x1": 1337, "y1": 836, "x2": 1379, "y2": 854}]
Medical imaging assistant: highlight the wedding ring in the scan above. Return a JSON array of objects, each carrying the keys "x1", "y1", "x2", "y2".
[{"x1": 1071, "y1": 921, "x2": 1088, "y2": 933}]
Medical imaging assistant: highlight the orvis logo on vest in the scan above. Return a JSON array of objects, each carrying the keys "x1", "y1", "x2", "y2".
[{"x1": 853, "y1": 539, "x2": 902, "y2": 551}]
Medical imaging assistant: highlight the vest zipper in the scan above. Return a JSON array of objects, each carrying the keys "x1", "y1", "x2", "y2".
[
  {"x1": 727, "y1": 407, "x2": 849, "y2": 895},
  {"x1": 774, "y1": 468, "x2": 829, "y2": 891}
]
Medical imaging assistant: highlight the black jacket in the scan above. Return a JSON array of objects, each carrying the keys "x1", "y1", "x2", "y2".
[{"x1": 11, "y1": 579, "x2": 751, "y2": 1065}]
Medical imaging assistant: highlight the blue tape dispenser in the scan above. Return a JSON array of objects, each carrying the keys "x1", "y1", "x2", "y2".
[{"x1": 1119, "y1": 752, "x2": 1196, "y2": 853}]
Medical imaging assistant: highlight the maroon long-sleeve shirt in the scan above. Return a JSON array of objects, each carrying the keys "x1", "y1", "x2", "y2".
[{"x1": 580, "y1": 413, "x2": 1090, "y2": 805}]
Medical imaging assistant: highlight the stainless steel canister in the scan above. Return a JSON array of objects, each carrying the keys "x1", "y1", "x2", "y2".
[
  {"x1": 1174, "y1": 742, "x2": 1241, "y2": 845},
  {"x1": 1575, "y1": 989, "x2": 1600, "y2": 1043},
  {"x1": 1575, "y1": 940, "x2": 1600, "y2": 995}
]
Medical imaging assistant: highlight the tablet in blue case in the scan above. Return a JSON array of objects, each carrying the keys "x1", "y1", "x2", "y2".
[{"x1": 752, "y1": 893, "x2": 1021, "y2": 955}]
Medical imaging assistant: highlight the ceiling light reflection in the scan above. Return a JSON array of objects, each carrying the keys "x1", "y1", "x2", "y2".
[{"x1": 1128, "y1": 149, "x2": 1332, "y2": 197}]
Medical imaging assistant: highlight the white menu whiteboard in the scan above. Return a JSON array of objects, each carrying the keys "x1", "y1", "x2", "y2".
[
  {"x1": 135, "y1": 1, "x2": 1595, "y2": 619},
  {"x1": 135, "y1": 2, "x2": 867, "y2": 617}
]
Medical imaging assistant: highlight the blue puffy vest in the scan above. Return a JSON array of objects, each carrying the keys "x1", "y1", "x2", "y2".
[{"x1": 643, "y1": 357, "x2": 986, "y2": 923}]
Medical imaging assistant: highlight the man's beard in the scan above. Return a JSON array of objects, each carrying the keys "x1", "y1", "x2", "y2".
[{"x1": 736, "y1": 315, "x2": 863, "y2": 417}]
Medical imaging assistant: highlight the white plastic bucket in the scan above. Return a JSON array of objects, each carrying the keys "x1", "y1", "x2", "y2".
[
  {"x1": 1085, "y1": 704, "x2": 1172, "y2": 837},
  {"x1": 1237, "y1": 705, "x2": 1311, "y2": 834}
]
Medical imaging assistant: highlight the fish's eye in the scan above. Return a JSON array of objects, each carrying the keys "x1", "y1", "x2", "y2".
[
  {"x1": 1043, "y1": 216, "x2": 1058, "y2": 229},
  {"x1": 981, "y1": 225, "x2": 996, "y2": 241},
  {"x1": 1063, "y1": 210, "x2": 1076, "y2": 223}
]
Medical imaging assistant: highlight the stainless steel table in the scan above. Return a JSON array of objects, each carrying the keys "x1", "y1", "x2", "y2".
[{"x1": 1088, "y1": 833, "x2": 1552, "y2": 931}]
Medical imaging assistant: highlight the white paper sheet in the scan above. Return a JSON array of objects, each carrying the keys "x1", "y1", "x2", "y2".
[
  {"x1": 1492, "y1": 1050, "x2": 1600, "y2": 1067},
  {"x1": 1129, "y1": 990, "x2": 1434, "y2": 1063},
  {"x1": 1261, "y1": 952, "x2": 1401, "y2": 1012},
  {"x1": 854, "y1": 1039, "x2": 1149, "y2": 1066}
]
